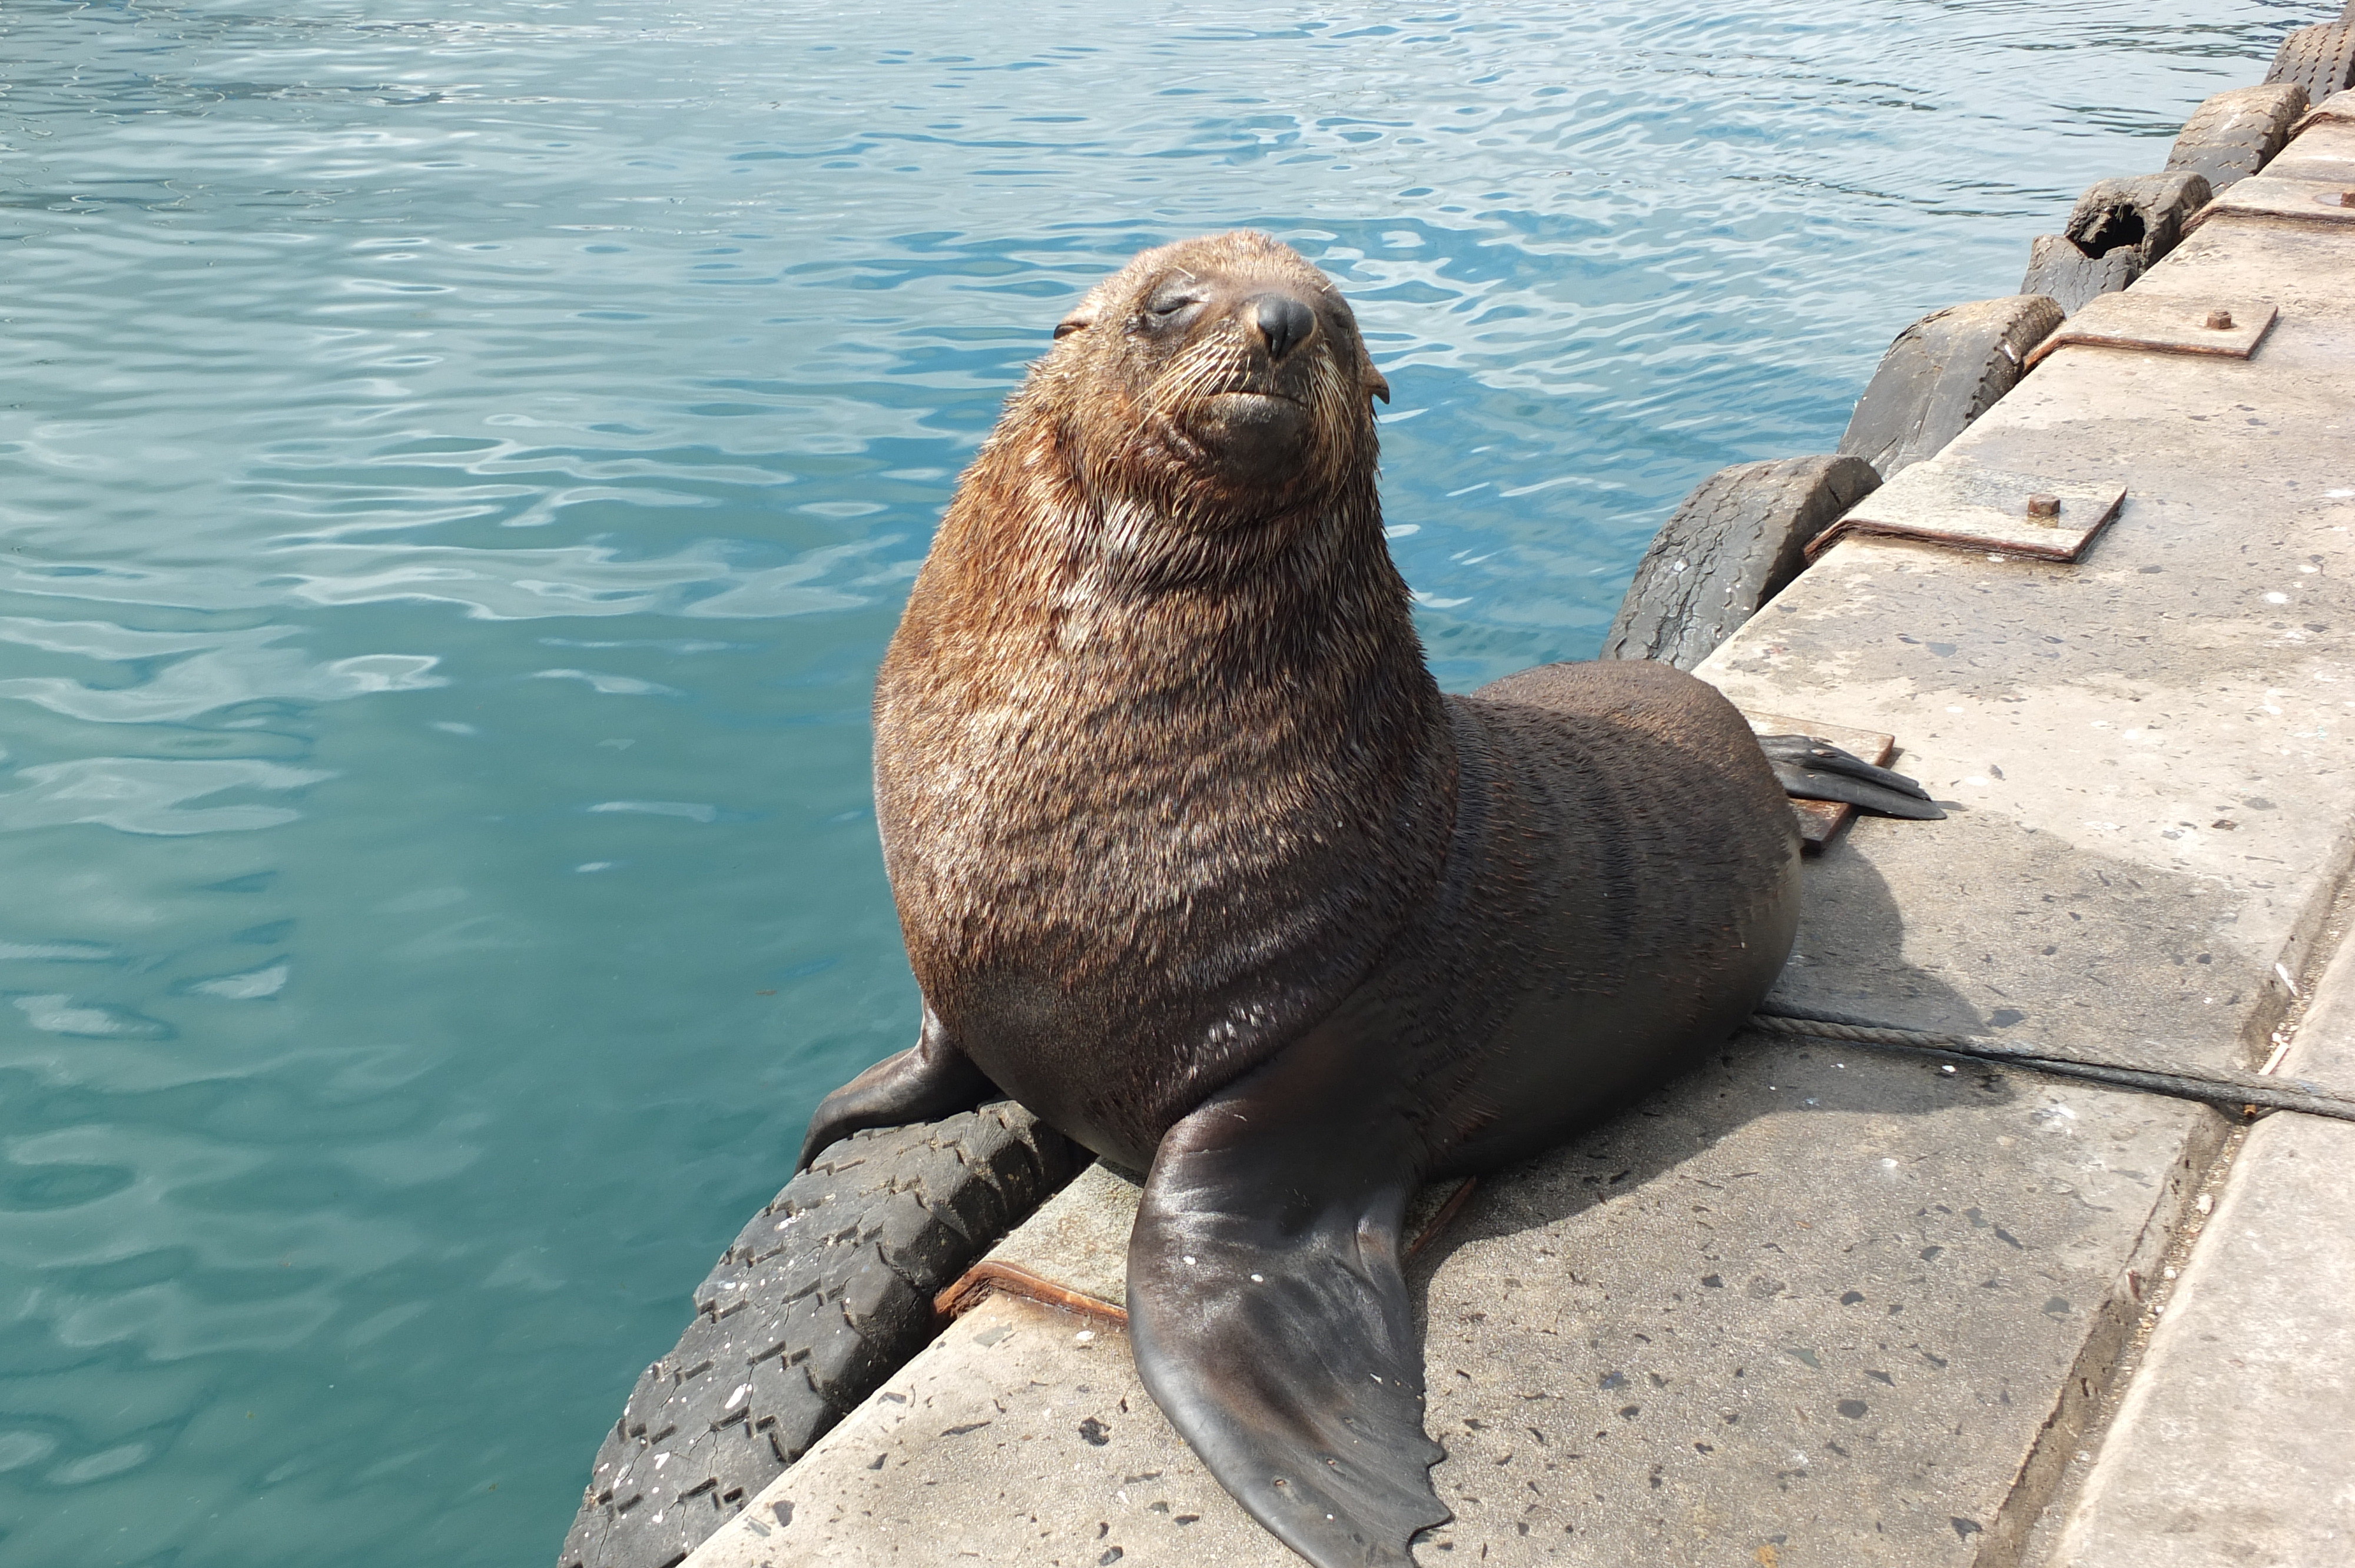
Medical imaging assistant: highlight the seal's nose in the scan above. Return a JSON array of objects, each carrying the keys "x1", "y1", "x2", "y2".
[{"x1": 1246, "y1": 293, "x2": 1317, "y2": 363}]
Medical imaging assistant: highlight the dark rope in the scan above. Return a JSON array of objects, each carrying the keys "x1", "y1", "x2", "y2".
[{"x1": 1747, "y1": 1006, "x2": 2355, "y2": 1125}]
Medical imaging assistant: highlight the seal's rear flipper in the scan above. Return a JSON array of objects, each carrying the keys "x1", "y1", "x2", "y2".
[
  {"x1": 796, "y1": 1007, "x2": 995, "y2": 1170},
  {"x1": 1128, "y1": 1021, "x2": 1448, "y2": 1568},
  {"x1": 1757, "y1": 732, "x2": 1946, "y2": 820}
]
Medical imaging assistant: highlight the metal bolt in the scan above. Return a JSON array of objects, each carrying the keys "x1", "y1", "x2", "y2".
[
  {"x1": 2025, "y1": 493, "x2": 2061, "y2": 522},
  {"x1": 2320, "y1": 190, "x2": 2355, "y2": 208},
  {"x1": 2204, "y1": 309, "x2": 2234, "y2": 330}
]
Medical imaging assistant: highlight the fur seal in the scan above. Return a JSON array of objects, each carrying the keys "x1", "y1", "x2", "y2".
[{"x1": 798, "y1": 231, "x2": 1876, "y2": 1566}]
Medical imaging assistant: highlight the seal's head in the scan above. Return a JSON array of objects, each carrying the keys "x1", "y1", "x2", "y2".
[{"x1": 1039, "y1": 231, "x2": 1390, "y2": 519}]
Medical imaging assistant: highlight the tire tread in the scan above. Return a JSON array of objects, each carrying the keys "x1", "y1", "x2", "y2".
[
  {"x1": 2267, "y1": 23, "x2": 2355, "y2": 102},
  {"x1": 1601, "y1": 455, "x2": 1879, "y2": 670},
  {"x1": 556, "y1": 1104, "x2": 1077, "y2": 1568},
  {"x1": 1837, "y1": 294, "x2": 2063, "y2": 480},
  {"x1": 2165, "y1": 84, "x2": 2307, "y2": 193}
]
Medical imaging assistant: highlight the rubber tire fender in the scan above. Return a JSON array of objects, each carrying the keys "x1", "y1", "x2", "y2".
[
  {"x1": 558, "y1": 1105, "x2": 1077, "y2": 1568},
  {"x1": 2063, "y1": 172, "x2": 2210, "y2": 265},
  {"x1": 1601, "y1": 454, "x2": 1879, "y2": 671},
  {"x1": 1837, "y1": 294, "x2": 2064, "y2": 480},
  {"x1": 2166, "y1": 83, "x2": 2307, "y2": 194},
  {"x1": 2267, "y1": 22, "x2": 2355, "y2": 102},
  {"x1": 2018, "y1": 236, "x2": 2137, "y2": 318},
  {"x1": 2020, "y1": 172, "x2": 2210, "y2": 315}
]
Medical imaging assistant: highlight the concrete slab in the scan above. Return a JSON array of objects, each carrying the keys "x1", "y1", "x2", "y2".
[
  {"x1": 1405, "y1": 1048, "x2": 2203, "y2": 1566},
  {"x1": 1709, "y1": 225, "x2": 2355, "y2": 1074},
  {"x1": 689, "y1": 1047, "x2": 2212, "y2": 1568},
  {"x1": 2042, "y1": 930, "x2": 2355, "y2": 1568},
  {"x1": 2261, "y1": 117, "x2": 2355, "y2": 182},
  {"x1": 689, "y1": 1047, "x2": 2216, "y2": 1568},
  {"x1": 688, "y1": 115, "x2": 2355, "y2": 1568},
  {"x1": 684, "y1": 1292, "x2": 1288, "y2": 1568},
  {"x1": 941, "y1": 1161, "x2": 1137, "y2": 1320}
]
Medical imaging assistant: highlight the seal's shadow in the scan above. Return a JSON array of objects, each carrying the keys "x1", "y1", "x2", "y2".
[{"x1": 1405, "y1": 838, "x2": 2008, "y2": 1294}]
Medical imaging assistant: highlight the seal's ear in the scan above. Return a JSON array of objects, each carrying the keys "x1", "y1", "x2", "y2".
[
  {"x1": 1365, "y1": 363, "x2": 1391, "y2": 404},
  {"x1": 1058, "y1": 275, "x2": 1127, "y2": 341}
]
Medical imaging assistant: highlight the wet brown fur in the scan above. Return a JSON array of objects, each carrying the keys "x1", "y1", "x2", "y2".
[
  {"x1": 871, "y1": 231, "x2": 1797, "y2": 1190},
  {"x1": 874, "y1": 232, "x2": 1455, "y2": 1168},
  {"x1": 835, "y1": 232, "x2": 1803, "y2": 1568}
]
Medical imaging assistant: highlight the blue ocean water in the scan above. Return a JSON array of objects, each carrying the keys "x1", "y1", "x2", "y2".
[{"x1": 0, "y1": 1, "x2": 2316, "y2": 1562}]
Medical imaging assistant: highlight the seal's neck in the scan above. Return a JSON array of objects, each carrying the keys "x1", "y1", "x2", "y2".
[
  {"x1": 874, "y1": 404, "x2": 1462, "y2": 1160},
  {"x1": 890, "y1": 415, "x2": 1449, "y2": 792}
]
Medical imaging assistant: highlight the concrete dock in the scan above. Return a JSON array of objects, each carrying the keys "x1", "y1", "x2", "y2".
[{"x1": 678, "y1": 97, "x2": 2355, "y2": 1567}]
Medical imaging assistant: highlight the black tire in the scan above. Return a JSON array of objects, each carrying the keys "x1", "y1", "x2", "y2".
[
  {"x1": 1837, "y1": 294, "x2": 2064, "y2": 480},
  {"x1": 2019, "y1": 234, "x2": 2140, "y2": 317},
  {"x1": 2021, "y1": 172, "x2": 2211, "y2": 315},
  {"x1": 2065, "y1": 172, "x2": 2208, "y2": 266},
  {"x1": 558, "y1": 1104, "x2": 1078, "y2": 1568},
  {"x1": 1601, "y1": 455, "x2": 1879, "y2": 670},
  {"x1": 2267, "y1": 22, "x2": 2355, "y2": 102},
  {"x1": 2165, "y1": 84, "x2": 2307, "y2": 194}
]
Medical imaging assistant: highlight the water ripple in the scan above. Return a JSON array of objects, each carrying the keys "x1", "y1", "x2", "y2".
[{"x1": 0, "y1": 0, "x2": 2304, "y2": 1562}]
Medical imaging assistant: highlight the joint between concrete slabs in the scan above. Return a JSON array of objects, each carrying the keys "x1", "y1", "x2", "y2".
[
  {"x1": 2015, "y1": 822, "x2": 2355, "y2": 1566},
  {"x1": 2028, "y1": 886, "x2": 2355, "y2": 1568},
  {"x1": 1982, "y1": 1105, "x2": 2236, "y2": 1568}
]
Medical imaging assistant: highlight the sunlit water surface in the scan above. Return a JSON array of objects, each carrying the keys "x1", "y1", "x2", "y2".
[{"x1": 0, "y1": 1, "x2": 2318, "y2": 1562}]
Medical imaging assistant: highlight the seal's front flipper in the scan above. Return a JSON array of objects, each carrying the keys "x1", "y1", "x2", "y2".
[
  {"x1": 1758, "y1": 732, "x2": 1946, "y2": 820},
  {"x1": 797, "y1": 1008, "x2": 994, "y2": 1170},
  {"x1": 1129, "y1": 1019, "x2": 1447, "y2": 1568}
]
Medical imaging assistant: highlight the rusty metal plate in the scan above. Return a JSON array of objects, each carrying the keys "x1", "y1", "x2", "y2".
[
  {"x1": 1805, "y1": 457, "x2": 2125, "y2": 564},
  {"x1": 2187, "y1": 171, "x2": 2355, "y2": 231},
  {"x1": 2022, "y1": 291, "x2": 2278, "y2": 369},
  {"x1": 1744, "y1": 712, "x2": 1897, "y2": 851}
]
